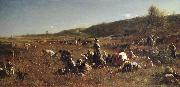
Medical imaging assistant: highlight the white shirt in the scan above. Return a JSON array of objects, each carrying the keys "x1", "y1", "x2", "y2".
[{"x1": 119, "y1": 52, "x2": 128, "y2": 61}]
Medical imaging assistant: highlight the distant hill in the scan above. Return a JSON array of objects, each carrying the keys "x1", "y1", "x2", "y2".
[
  {"x1": 22, "y1": 14, "x2": 180, "y2": 38},
  {"x1": 56, "y1": 14, "x2": 180, "y2": 37},
  {"x1": 21, "y1": 5, "x2": 180, "y2": 38}
]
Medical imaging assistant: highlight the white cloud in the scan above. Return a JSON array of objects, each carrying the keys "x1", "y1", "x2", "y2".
[
  {"x1": 50, "y1": 26, "x2": 54, "y2": 29},
  {"x1": 124, "y1": 13, "x2": 131, "y2": 19},
  {"x1": 123, "y1": 13, "x2": 139, "y2": 19},
  {"x1": 42, "y1": 25, "x2": 60, "y2": 33}
]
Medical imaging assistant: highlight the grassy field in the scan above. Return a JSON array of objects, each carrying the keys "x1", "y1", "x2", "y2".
[{"x1": 0, "y1": 36, "x2": 179, "y2": 87}]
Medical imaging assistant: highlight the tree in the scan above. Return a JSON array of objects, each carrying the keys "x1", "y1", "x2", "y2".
[
  {"x1": 148, "y1": 5, "x2": 163, "y2": 17},
  {"x1": 146, "y1": 5, "x2": 169, "y2": 34}
]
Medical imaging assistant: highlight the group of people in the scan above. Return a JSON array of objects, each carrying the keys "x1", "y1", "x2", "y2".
[
  {"x1": 58, "y1": 38, "x2": 105, "y2": 75},
  {"x1": 0, "y1": 36, "x2": 178, "y2": 84},
  {"x1": 58, "y1": 36, "x2": 178, "y2": 75},
  {"x1": 147, "y1": 35, "x2": 177, "y2": 59},
  {"x1": 58, "y1": 38, "x2": 142, "y2": 75},
  {"x1": 58, "y1": 49, "x2": 92, "y2": 75}
]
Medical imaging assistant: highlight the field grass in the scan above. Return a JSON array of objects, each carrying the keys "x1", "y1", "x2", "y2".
[{"x1": 0, "y1": 36, "x2": 179, "y2": 87}]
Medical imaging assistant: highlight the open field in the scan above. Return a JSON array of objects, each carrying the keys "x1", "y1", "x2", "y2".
[
  {"x1": 0, "y1": 35, "x2": 179, "y2": 87},
  {"x1": 1, "y1": 1, "x2": 180, "y2": 86}
]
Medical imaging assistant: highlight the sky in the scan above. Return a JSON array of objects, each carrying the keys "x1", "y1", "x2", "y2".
[{"x1": 0, "y1": 0, "x2": 180, "y2": 36}]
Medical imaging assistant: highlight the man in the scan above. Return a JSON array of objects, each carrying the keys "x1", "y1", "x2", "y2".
[
  {"x1": 92, "y1": 38, "x2": 102, "y2": 66},
  {"x1": 169, "y1": 43, "x2": 176, "y2": 58}
]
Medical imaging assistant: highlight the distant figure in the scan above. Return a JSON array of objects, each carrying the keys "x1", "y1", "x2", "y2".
[
  {"x1": 169, "y1": 43, "x2": 176, "y2": 58},
  {"x1": 93, "y1": 38, "x2": 101, "y2": 65},
  {"x1": 92, "y1": 38, "x2": 105, "y2": 67},
  {"x1": 147, "y1": 35, "x2": 154, "y2": 46}
]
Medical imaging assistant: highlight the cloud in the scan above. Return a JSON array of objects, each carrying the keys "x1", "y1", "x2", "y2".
[
  {"x1": 49, "y1": 25, "x2": 55, "y2": 29},
  {"x1": 42, "y1": 25, "x2": 60, "y2": 33},
  {"x1": 43, "y1": 25, "x2": 55, "y2": 29},
  {"x1": 123, "y1": 13, "x2": 139, "y2": 19},
  {"x1": 124, "y1": 13, "x2": 131, "y2": 19}
]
